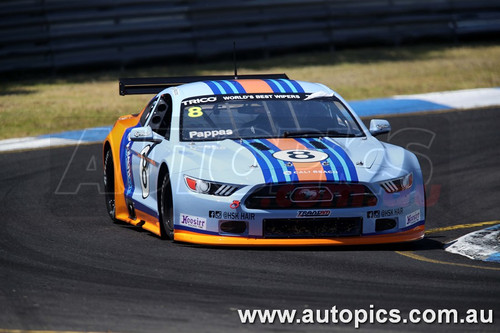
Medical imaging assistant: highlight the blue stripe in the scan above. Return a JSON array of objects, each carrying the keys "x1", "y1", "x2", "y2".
[
  {"x1": 217, "y1": 81, "x2": 234, "y2": 94},
  {"x1": 229, "y1": 80, "x2": 246, "y2": 94},
  {"x1": 287, "y1": 80, "x2": 305, "y2": 93},
  {"x1": 212, "y1": 81, "x2": 228, "y2": 94},
  {"x1": 323, "y1": 138, "x2": 359, "y2": 182},
  {"x1": 295, "y1": 138, "x2": 338, "y2": 182},
  {"x1": 278, "y1": 79, "x2": 298, "y2": 93},
  {"x1": 175, "y1": 225, "x2": 220, "y2": 235},
  {"x1": 132, "y1": 199, "x2": 159, "y2": 219},
  {"x1": 221, "y1": 80, "x2": 241, "y2": 94},
  {"x1": 119, "y1": 124, "x2": 141, "y2": 197},
  {"x1": 297, "y1": 137, "x2": 348, "y2": 182},
  {"x1": 175, "y1": 224, "x2": 261, "y2": 237},
  {"x1": 238, "y1": 140, "x2": 277, "y2": 183},
  {"x1": 269, "y1": 79, "x2": 289, "y2": 93},
  {"x1": 257, "y1": 139, "x2": 297, "y2": 182},
  {"x1": 325, "y1": 146, "x2": 352, "y2": 182},
  {"x1": 485, "y1": 253, "x2": 500, "y2": 263},
  {"x1": 264, "y1": 79, "x2": 282, "y2": 93},
  {"x1": 247, "y1": 139, "x2": 285, "y2": 183},
  {"x1": 204, "y1": 81, "x2": 222, "y2": 94}
]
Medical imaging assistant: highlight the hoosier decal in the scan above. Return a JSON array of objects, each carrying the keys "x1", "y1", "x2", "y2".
[
  {"x1": 180, "y1": 214, "x2": 207, "y2": 230},
  {"x1": 405, "y1": 210, "x2": 421, "y2": 226}
]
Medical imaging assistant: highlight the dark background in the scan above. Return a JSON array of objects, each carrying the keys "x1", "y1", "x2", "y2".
[{"x1": 1, "y1": 0, "x2": 500, "y2": 74}]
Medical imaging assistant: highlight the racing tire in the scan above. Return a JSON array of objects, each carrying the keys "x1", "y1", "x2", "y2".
[
  {"x1": 104, "y1": 149, "x2": 118, "y2": 223},
  {"x1": 159, "y1": 173, "x2": 174, "y2": 240}
]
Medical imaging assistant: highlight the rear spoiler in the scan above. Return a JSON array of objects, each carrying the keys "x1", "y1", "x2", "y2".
[{"x1": 119, "y1": 74, "x2": 289, "y2": 95}]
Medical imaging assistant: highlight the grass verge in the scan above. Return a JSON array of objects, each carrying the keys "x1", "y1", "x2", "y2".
[{"x1": 1, "y1": 42, "x2": 499, "y2": 140}]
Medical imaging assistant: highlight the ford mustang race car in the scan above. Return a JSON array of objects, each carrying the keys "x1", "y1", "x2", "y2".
[{"x1": 103, "y1": 74, "x2": 425, "y2": 246}]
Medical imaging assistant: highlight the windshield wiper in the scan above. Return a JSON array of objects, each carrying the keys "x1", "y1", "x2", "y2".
[{"x1": 283, "y1": 130, "x2": 358, "y2": 138}]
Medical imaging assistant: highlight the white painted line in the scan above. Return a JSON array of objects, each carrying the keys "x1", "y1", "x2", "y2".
[
  {"x1": 394, "y1": 87, "x2": 500, "y2": 109},
  {"x1": 0, "y1": 137, "x2": 78, "y2": 152}
]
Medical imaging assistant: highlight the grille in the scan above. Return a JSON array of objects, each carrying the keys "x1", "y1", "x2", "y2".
[
  {"x1": 245, "y1": 183, "x2": 377, "y2": 209},
  {"x1": 263, "y1": 217, "x2": 362, "y2": 238}
]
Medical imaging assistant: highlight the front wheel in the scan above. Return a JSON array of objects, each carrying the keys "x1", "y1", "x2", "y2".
[{"x1": 159, "y1": 173, "x2": 174, "y2": 240}]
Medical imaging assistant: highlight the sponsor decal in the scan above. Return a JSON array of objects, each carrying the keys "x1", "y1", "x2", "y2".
[
  {"x1": 180, "y1": 214, "x2": 207, "y2": 230},
  {"x1": 182, "y1": 93, "x2": 303, "y2": 107},
  {"x1": 297, "y1": 210, "x2": 331, "y2": 218},
  {"x1": 367, "y1": 210, "x2": 380, "y2": 219},
  {"x1": 181, "y1": 96, "x2": 217, "y2": 106},
  {"x1": 367, "y1": 207, "x2": 404, "y2": 219},
  {"x1": 381, "y1": 207, "x2": 403, "y2": 217},
  {"x1": 189, "y1": 129, "x2": 233, "y2": 139},
  {"x1": 221, "y1": 94, "x2": 301, "y2": 100},
  {"x1": 406, "y1": 209, "x2": 421, "y2": 226},
  {"x1": 209, "y1": 210, "x2": 256, "y2": 220},
  {"x1": 209, "y1": 210, "x2": 222, "y2": 219},
  {"x1": 273, "y1": 149, "x2": 329, "y2": 163}
]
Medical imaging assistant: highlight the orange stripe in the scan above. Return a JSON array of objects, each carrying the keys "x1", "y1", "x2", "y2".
[
  {"x1": 174, "y1": 225, "x2": 425, "y2": 247},
  {"x1": 236, "y1": 79, "x2": 273, "y2": 93},
  {"x1": 267, "y1": 138, "x2": 327, "y2": 182}
]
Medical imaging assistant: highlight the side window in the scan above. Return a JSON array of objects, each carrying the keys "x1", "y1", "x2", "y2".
[
  {"x1": 140, "y1": 96, "x2": 158, "y2": 126},
  {"x1": 149, "y1": 94, "x2": 173, "y2": 140}
]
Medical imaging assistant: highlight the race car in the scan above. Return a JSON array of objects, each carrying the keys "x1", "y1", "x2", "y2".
[{"x1": 103, "y1": 74, "x2": 425, "y2": 246}]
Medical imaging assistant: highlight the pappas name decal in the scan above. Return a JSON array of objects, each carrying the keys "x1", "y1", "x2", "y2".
[
  {"x1": 189, "y1": 129, "x2": 233, "y2": 139},
  {"x1": 180, "y1": 214, "x2": 207, "y2": 230}
]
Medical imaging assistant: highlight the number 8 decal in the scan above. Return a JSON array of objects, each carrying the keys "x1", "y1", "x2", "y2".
[
  {"x1": 273, "y1": 149, "x2": 329, "y2": 163},
  {"x1": 187, "y1": 106, "x2": 203, "y2": 118}
]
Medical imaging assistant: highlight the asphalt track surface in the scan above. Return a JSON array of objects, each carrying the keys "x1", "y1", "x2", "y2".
[{"x1": 1, "y1": 107, "x2": 499, "y2": 332}]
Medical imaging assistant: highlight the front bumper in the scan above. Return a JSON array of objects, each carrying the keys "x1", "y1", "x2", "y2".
[
  {"x1": 174, "y1": 224, "x2": 425, "y2": 246},
  {"x1": 172, "y1": 180, "x2": 426, "y2": 246}
]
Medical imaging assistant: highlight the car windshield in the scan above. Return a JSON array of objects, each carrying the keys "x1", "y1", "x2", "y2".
[{"x1": 180, "y1": 93, "x2": 364, "y2": 141}]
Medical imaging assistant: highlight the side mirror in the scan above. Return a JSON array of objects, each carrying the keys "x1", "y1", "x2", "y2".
[
  {"x1": 369, "y1": 119, "x2": 391, "y2": 137},
  {"x1": 129, "y1": 126, "x2": 163, "y2": 143}
]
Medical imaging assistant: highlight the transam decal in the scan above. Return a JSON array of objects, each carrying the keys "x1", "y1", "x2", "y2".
[
  {"x1": 297, "y1": 210, "x2": 331, "y2": 218},
  {"x1": 406, "y1": 209, "x2": 421, "y2": 226},
  {"x1": 180, "y1": 214, "x2": 207, "y2": 230}
]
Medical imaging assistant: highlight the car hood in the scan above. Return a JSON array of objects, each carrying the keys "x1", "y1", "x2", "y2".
[{"x1": 177, "y1": 137, "x2": 402, "y2": 185}]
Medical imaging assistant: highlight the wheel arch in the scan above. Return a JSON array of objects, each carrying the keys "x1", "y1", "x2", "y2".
[
  {"x1": 103, "y1": 140, "x2": 112, "y2": 166},
  {"x1": 157, "y1": 162, "x2": 174, "y2": 239}
]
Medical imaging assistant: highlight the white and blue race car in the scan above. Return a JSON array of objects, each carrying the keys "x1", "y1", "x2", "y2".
[{"x1": 103, "y1": 74, "x2": 425, "y2": 246}]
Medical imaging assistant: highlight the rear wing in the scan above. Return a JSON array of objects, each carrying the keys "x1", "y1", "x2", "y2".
[{"x1": 119, "y1": 74, "x2": 289, "y2": 95}]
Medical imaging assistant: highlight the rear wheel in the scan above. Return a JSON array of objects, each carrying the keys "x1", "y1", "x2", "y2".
[
  {"x1": 159, "y1": 173, "x2": 174, "y2": 240},
  {"x1": 103, "y1": 149, "x2": 118, "y2": 222}
]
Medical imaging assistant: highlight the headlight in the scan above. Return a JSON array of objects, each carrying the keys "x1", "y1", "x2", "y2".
[
  {"x1": 379, "y1": 172, "x2": 413, "y2": 193},
  {"x1": 184, "y1": 175, "x2": 240, "y2": 196}
]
